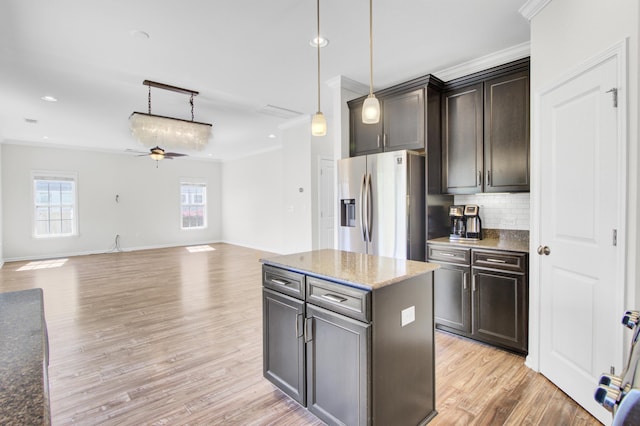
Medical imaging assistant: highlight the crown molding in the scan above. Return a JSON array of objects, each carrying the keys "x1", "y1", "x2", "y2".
[
  {"x1": 326, "y1": 75, "x2": 369, "y2": 96},
  {"x1": 434, "y1": 41, "x2": 531, "y2": 82},
  {"x1": 519, "y1": 0, "x2": 553, "y2": 21}
]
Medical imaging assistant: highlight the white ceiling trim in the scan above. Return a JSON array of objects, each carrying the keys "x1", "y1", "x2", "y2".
[
  {"x1": 435, "y1": 42, "x2": 531, "y2": 82},
  {"x1": 519, "y1": 0, "x2": 553, "y2": 21}
]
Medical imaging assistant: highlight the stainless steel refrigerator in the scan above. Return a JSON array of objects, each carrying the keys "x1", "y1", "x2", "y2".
[{"x1": 338, "y1": 150, "x2": 427, "y2": 261}]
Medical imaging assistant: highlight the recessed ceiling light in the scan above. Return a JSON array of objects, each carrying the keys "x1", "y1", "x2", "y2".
[
  {"x1": 130, "y1": 30, "x2": 150, "y2": 40},
  {"x1": 43, "y1": 136, "x2": 49, "y2": 139},
  {"x1": 41, "y1": 95, "x2": 57, "y2": 102},
  {"x1": 268, "y1": 134, "x2": 276, "y2": 139},
  {"x1": 310, "y1": 36, "x2": 329, "y2": 48}
]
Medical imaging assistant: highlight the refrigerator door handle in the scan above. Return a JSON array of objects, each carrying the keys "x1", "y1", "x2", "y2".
[
  {"x1": 366, "y1": 173, "x2": 373, "y2": 242},
  {"x1": 360, "y1": 173, "x2": 367, "y2": 242}
]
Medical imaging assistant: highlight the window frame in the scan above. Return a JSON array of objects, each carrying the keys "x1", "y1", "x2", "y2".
[
  {"x1": 31, "y1": 171, "x2": 79, "y2": 239},
  {"x1": 180, "y1": 179, "x2": 208, "y2": 230}
]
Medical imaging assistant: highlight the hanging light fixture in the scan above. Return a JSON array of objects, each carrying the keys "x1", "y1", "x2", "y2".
[
  {"x1": 129, "y1": 80, "x2": 212, "y2": 150},
  {"x1": 362, "y1": 0, "x2": 380, "y2": 124},
  {"x1": 311, "y1": 0, "x2": 327, "y2": 136}
]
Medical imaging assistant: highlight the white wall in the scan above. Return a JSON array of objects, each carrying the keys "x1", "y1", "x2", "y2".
[
  {"x1": 221, "y1": 117, "x2": 315, "y2": 255},
  {"x1": 1, "y1": 143, "x2": 222, "y2": 260},
  {"x1": 530, "y1": 0, "x2": 639, "y2": 309},
  {"x1": 221, "y1": 148, "x2": 284, "y2": 253},
  {"x1": 0, "y1": 141, "x2": 3, "y2": 266}
]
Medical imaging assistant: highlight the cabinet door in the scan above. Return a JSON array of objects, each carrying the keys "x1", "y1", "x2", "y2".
[
  {"x1": 484, "y1": 70, "x2": 530, "y2": 192},
  {"x1": 262, "y1": 288, "x2": 306, "y2": 405},
  {"x1": 350, "y1": 103, "x2": 383, "y2": 157},
  {"x1": 442, "y1": 83, "x2": 483, "y2": 194},
  {"x1": 306, "y1": 304, "x2": 371, "y2": 426},
  {"x1": 472, "y1": 269, "x2": 528, "y2": 353},
  {"x1": 383, "y1": 88, "x2": 425, "y2": 151},
  {"x1": 433, "y1": 263, "x2": 471, "y2": 333}
]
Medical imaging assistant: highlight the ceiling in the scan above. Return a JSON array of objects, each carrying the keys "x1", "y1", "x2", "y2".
[{"x1": 0, "y1": 0, "x2": 530, "y2": 161}]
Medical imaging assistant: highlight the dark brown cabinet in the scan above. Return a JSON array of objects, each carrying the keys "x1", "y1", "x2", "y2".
[
  {"x1": 442, "y1": 84, "x2": 483, "y2": 193},
  {"x1": 262, "y1": 261, "x2": 436, "y2": 425},
  {"x1": 428, "y1": 244, "x2": 528, "y2": 354},
  {"x1": 442, "y1": 58, "x2": 530, "y2": 194},
  {"x1": 348, "y1": 76, "x2": 443, "y2": 158}
]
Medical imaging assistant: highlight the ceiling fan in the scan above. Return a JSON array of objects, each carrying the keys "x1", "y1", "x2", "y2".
[{"x1": 128, "y1": 146, "x2": 187, "y2": 167}]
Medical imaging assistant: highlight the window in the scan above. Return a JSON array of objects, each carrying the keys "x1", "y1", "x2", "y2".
[
  {"x1": 181, "y1": 182, "x2": 207, "y2": 229},
  {"x1": 33, "y1": 172, "x2": 78, "y2": 238}
]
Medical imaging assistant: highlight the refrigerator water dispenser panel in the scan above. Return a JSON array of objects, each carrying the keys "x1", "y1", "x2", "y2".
[{"x1": 341, "y1": 199, "x2": 356, "y2": 227}]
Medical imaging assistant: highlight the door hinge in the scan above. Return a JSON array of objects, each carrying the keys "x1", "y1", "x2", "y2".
[
  {"x1": 606, "y1": 88, "x2": 618, "y2": 108},
  {"x1": 613, "y1": 229, "x2": 618, "y2": 246}
]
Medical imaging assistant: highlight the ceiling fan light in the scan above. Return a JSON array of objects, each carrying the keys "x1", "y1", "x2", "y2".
[
  {"x1": 311, "y1": 112, "x2": 327, "y2": 136},
  {"x1": 129, "y1": 112, "x2": 212, "y2": 151},
  {"x1": 362, "y1": 95, "x2": 380, "y2": 124},
  {"x1": 150, "y1": 152, "x2": 164, "y2": 161}
]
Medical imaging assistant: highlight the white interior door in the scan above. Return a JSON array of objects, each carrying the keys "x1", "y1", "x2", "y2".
[
  {"x1": 538, "y1": 51, "x2": 625, "y2": 423},
  {"x1": 319, "y1": 158, "x2": 335, "y2": 249}
]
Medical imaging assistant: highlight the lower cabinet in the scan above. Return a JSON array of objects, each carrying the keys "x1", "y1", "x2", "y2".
[
  {"x1": 428, "y1": 244, "x2": 528, "y2": 354},
  {"x1": 472, "y1": 268, "x2": 527, "y2": 352},
  {"x1": 262, "y1": 263, "x2": 436, "y2": 426},
  {"x1": 305, "y1": 304, "x2": 370, "y2": 426},
  {"x1": 262, "y1": 288, "x2": 305, "y2": 405}
]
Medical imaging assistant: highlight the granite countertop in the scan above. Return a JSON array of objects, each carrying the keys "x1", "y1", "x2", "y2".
[
  {"x1": 0, "y1": 288, "x2": 50, "y2": 426},
  {"x1": 428, "y1": 229, "x2": 530, "y2": 254},
  {"x1": 261, "y1": 249, "x2": 439, "y2": 290}
]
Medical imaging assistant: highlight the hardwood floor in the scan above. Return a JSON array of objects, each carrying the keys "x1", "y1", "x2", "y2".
[{"x1": 0, "y1": 244, "x2": 602, "y2": 425}]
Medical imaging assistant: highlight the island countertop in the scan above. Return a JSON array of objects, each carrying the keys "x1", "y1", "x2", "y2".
[
  {"x1": 260, "y1": 249, "x2": 439, "y2": 290},
  {"x1": 0, "y1": 288, "x2": 50, "y2": 425}
]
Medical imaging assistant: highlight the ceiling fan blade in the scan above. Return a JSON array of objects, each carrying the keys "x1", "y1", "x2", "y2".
[{"x1": 164, "y1": 152, "x2": 187, "y2": 158}]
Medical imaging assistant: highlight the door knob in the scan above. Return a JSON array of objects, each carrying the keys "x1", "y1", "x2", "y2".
[{"x1": 537, "y1": 245, "x2": 551, "y2": 256}]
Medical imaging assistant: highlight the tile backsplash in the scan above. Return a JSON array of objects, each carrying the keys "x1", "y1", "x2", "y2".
[{"x1": 454, "y1": 193, "x2": 530, "y2": 231}]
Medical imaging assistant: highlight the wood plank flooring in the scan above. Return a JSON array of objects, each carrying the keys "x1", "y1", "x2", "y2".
[{"x1": 0, "y1": 244, "x2": 602, "y2": 425}]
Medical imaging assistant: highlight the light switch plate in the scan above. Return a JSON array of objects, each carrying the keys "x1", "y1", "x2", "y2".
[{"x1": 401, "y1": 306, "x2": 415, "y2": 327}]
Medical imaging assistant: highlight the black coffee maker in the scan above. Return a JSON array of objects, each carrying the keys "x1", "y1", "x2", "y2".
[{"x1": 449, "y1": 205, "x2": 466, "y2": 240}]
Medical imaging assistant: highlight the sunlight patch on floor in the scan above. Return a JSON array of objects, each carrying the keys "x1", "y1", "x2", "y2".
[
  {"x1": 185, "y1": 245, "x2": 216, "y2": 253},
  {"x1": 17, "y1": 258, "x2": 69, "y2": 271}
]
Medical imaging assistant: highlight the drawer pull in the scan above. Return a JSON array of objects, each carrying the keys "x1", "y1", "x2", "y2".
[
  {"x1": 440, "y1": 252, "x2": 457, "y2": 257},
  {"x1": 321, "y1": 293, "x2": 348, "y2": 303},
  {"x1": 271, "y1": 278, "x2": 290, "y2": 286},
  {"x1": 486, "y1": 258, "x2": 507, "y2": 264}
]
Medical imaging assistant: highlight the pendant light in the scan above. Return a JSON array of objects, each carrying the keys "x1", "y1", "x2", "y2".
[
  {"x1": 362, "y1": 0, "x2": 380, "y2": 124},
  {"x1": 311, "y1": 0, "x2": 327, "y2": 136}
]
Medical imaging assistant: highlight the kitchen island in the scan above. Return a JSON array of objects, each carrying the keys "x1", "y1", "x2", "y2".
[
  {"x1": 261, "y1": 249, "x2": 439, "y2": 426},
  {"x1": 0, "y1": 288, "x2": 50, "y2": 425}
]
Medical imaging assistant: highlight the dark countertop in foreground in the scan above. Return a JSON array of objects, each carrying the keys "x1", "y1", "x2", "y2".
[
  {"x1": 260, "y1": 249, "x2": 439, "y2": 290},
  {"x1": 0, "y1": 288, "x2": 50, "y2": 426}
]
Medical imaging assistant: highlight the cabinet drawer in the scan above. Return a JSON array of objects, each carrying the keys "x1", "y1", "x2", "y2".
[
  {"x1": 263, "y1": 265, "x2": 305, "y2": 300},
  {"x1": 427, "y1": 245, "x2": 471, "y2": 265},
  {"x1": 472, "y1": 250, "x2": 527, "y2": 273},
  {"x1": 306, "y1": 277, "x2": 371, "y2": 323}
]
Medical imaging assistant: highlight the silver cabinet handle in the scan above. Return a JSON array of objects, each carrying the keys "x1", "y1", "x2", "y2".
[
  {"x1": 478, "y1": 170, "x2": 483, "y2": 186},
  {"x1": 487, "y1": 170, "x2": 492, "y2": 186},
  {"x1": 440, "y1": 252, "x2": 456, "y2": 257},
  {"x1": 537, "y1": 245, "x2": 551, "y2": 256},
  {"x1": 472, "y1": 276, "x2": 476, "y2": 292},
  {"x1": 383, "y1": 133, "x2": 387, "y2": 148},
  {"x1": 486, "y1": 258, "x2": 507, "y2": 264},
  {"x1": 321, "y1": 293, "x2": 348, "y2": 303},
  {"x1": 377, "y1": 134, "x2": 381, "y2": 148},
  {"x1": 463, "y1": 272, "x2": 468, "y2": 290},
  {"x1": 295, "y1": 313, "x2": 303, "y2": 338},
  {"x1": 271, "y1": 278, "x2": 289, "y2": 286},
  {"x1": 304, "y1": 317, "x2": 313, "y2": 343}
]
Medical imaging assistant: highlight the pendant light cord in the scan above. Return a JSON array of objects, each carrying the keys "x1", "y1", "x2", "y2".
[
  {"x1": 368, "y1": 0, "x2": 374, "y2": 96},
  {"x1": 316, "y1": 0, "x2": 321, "y2": 113}
]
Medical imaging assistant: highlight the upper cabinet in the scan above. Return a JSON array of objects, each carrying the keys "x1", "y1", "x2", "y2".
[
  {"x1": 348, "y1": 75, "x2": 443, "y2": 158},
  {"x1": 442, "y1": 58, "x2": 530, "y2": 194}
]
